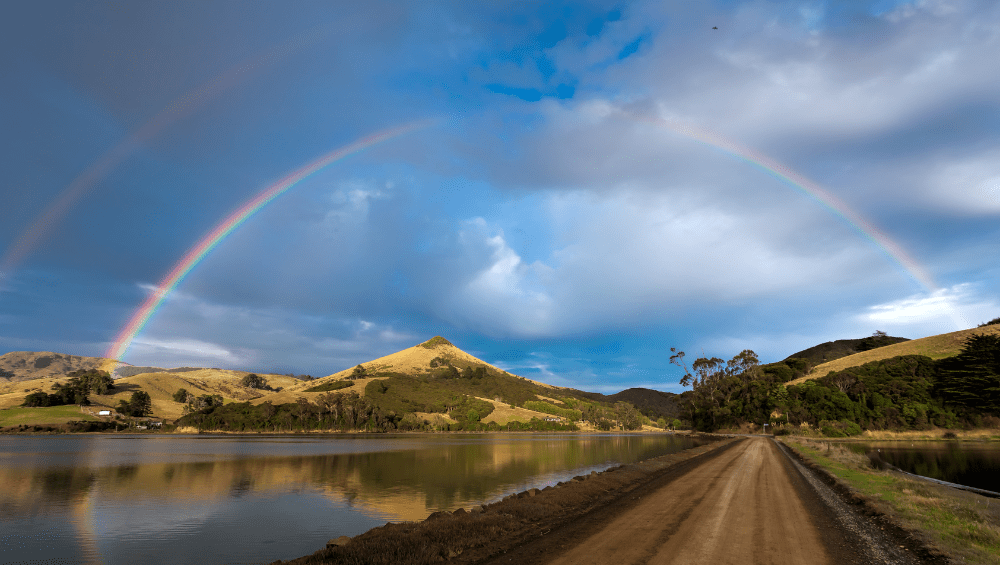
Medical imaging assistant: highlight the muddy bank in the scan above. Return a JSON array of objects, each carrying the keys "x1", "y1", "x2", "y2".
[{"x1": 273, "y1": 435, "x2": 737, "y2": 565}]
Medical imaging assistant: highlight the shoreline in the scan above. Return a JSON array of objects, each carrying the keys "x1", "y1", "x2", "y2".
[{"x1": 273, "y1": 434, "x2": 737, "y2": 565}]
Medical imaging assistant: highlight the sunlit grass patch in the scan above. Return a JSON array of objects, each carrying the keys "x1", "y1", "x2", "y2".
[
  {"x1": 0, "y1": 405, "x2": 99, "y2": 427},
  {"x1": 783, "y1": 438, "x2": 1000, "y2": 563}
]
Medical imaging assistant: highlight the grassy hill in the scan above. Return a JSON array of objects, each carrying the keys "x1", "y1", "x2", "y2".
[{"x1": 788, "y1": 324, "x2": 1000, "y2": 385}]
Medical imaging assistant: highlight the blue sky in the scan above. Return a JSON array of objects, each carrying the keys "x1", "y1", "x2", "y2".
[{"x1": 2, "y1": 0, "x2": 998, "y2": 393}]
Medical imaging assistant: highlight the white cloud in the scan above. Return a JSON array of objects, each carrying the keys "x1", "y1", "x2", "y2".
[
  {"x1": 859, "y1": 283, "x2": 997, "y2": 332},
  {"x1": 128, "y1": 337, "x2": 249, "y2": 367}
]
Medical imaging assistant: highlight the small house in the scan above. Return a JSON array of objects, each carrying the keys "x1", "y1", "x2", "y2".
[{"x1": 98, "y1": 410, "x2": 111, "y2": 416}]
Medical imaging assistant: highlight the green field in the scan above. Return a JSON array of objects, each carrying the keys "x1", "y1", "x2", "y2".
[
  {"x1": 783, "y1": 438, "x2": 1000, "y2": 563},
  {"x1": 0, "y1": 405, "x2": 100, "y2": 427}
]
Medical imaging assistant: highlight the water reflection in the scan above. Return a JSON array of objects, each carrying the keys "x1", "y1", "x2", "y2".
[
  {"x1": 0, "y1": 433, "x2": 704, "y2": 564},
  {"x1": 850, "y1": 441, "x2": 1000, "y2": 492}
]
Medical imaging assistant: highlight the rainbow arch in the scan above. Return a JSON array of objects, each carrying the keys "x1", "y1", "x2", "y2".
[{"x1": 105, "y1": 120, "x2": 432, "y2": 361}]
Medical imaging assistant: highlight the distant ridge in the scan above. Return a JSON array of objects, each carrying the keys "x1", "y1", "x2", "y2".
[{"x1": 578, "y1": 387, "x2": 680, "y2": 421}]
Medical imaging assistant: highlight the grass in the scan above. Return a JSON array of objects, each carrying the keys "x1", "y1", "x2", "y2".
[
  {"x1": 0, "y1": 405, "x2": 99, "y2": 427},
  {"x1": 782, "y1": 437, "x2": 1000, "y2": 563},
  {"x1": 791, "y1": 324, "x2": 1000, "y2": 384}
]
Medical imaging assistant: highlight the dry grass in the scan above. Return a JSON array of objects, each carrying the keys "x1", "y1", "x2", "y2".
[
  {"x1": 475, "y1": 397, "x2": 551, "y2": 425},
  {"x1": 316, "y1": 342, "x2": 561, "y2": 391},
  {"x1": 789, "y1": 325, "x2": 1000, "y2": 385},
  {"x1": 856, "y1": 429, "x2": 1000, "y2": 441}
]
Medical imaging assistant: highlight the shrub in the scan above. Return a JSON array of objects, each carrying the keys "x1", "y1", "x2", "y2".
[
  {"x1": 172, "y1": 388, "x2": 191, "y2": 403},
  {"x1": 240, "y1": 374, "x2": 269, "y2": 390},
  {"x1": 821, "y1": 425, "x2": 847, "y2": 438}
]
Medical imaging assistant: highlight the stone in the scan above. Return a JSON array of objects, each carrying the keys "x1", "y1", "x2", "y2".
[
  {"x1": 326, "y1": 535, "x2": 351, "y2": 548},
  {"x1": 527, "y1": 488, "x2": 540, "y2": 497}
]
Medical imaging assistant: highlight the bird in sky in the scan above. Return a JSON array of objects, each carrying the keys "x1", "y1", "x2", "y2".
[{"x1": 712, "y1": 26, "x2": 718, "y2": 30}]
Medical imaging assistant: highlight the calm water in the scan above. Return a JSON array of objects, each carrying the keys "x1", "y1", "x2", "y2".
[
  {"x1": 849, "y1": 441, "x2": 1000, "y2": 492},
  {"x1": 0, "y1": 433, "x2": 706, "y2": 564}
]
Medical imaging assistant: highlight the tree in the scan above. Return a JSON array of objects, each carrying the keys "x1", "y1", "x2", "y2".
[
  {"x1": 22, "y1": 391, "x2": 52, "y2": 407},
  {"x1": 936, "y1": 334, "x2": 1000, "y2": 412},
  {"x1": 351, "y1": 365, "x2": 367, "y2": 379},
  {"x1": 123, "y1": 391, "x2": 152, "y2": 417},
  {"x1": 240, "y1": 374, "x2": 268, "y2": 390},
  {"x1": 172, "y1": 388, "x2": 191, "y2": 403},
  {"x1": 467, "y1": 409, "x2": 481, "y2": 423}
]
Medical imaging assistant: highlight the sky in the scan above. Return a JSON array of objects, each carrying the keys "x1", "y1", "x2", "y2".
[{"x1": 2, "y1": 0, "x2": 998, "y2": 393}]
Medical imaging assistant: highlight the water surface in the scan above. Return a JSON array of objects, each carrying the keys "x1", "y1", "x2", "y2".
[
  {"x1": 0, "y1": 432, "x2": 705, "y2": 564},
  {"x1": 848, "y1": 441, "x2": 1000, "y2": 492}
]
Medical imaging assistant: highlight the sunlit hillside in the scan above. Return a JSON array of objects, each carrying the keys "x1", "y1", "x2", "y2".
[
  {"x1": 788, "y1": 324, "x2": 1000, "y2": 385},
  {"x1": 306, "y1": 336, "x2": 558, "y2": 391}
]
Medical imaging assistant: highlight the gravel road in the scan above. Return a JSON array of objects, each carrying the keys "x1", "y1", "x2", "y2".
[{"x1": 481, "y1": 437, "x2": 927, "y2": 565}]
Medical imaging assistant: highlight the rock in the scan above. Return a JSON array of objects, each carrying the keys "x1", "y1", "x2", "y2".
[
  {"x1": 470, "y1": 505, "x2": 484, "y2": 514},
  {"x1": 326, "y1": 535, "x2": 351, "y2": 548},
  {"x1": 590, "y1": 471, "x2": 598, "y2": 476},
  {"x1": 572, "y1": 475, "x2": 586, "y2": 481},
  {"x1": 426, "y1": 510, "x2": 451, "y2": 521},
  {"x1": 527, "y1": 488, "x2": 540, "y2": 497},
  {"x1": 453, "y1": 507, "x2": 467, "y2": 515}
]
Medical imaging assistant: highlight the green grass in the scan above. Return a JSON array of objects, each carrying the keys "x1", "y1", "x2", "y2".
[
  {"x1": 783, "y1": 438, "x2": 1000, "y2": 563},
  {"x1": 0, "y1": 405, "x2": 100, "y2": 427},
  {"x1": 522, "y1": 400, "x2": 583, "y2": 421},
  {"x1": 303, "y1": 380, "x2": 354, "y2": 393}
]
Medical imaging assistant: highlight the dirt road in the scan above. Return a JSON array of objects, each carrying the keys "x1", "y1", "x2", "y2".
[{"x1": 482, "y1": 437, "x2": 922, "y2": 565}]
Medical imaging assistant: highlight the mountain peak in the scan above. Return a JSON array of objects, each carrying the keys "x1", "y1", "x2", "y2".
[{"x1": 419, "y1": 336, "x2": 454, "y2": 349}]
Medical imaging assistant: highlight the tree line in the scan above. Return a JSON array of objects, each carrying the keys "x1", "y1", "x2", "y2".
[{"x1": 673, "y1": 333, "x2": 1000, "y2": 433}]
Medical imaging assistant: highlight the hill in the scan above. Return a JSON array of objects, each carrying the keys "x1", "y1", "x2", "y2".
[
  {"x1": 788, "y1": 324, "x2": 1000, "y2": 385},
  {"x1": 1, "y1": 337, "x2": 634, "y2": 430},
  {"x1": 578, "y1": 388, "x2": 681, "y2": 421},
  {"x1": 0, "y1": 351, "x2": 119, "y2": 381},
  {"x1": 783, "y1": 334, "x2": 909, "y2": 365}
]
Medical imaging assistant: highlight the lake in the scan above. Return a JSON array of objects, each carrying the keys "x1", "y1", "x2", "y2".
[
  {"x1": 0, "y1": 432, "x2": 707, "y2": 564},
  {"x1": 848, "y1": 441, "x2": 1000, "y2": 493}
]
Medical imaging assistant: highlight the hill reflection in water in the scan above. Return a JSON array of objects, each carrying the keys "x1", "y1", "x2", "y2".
[{"x1": 0, "y1": 433, "x2": 704, "y2": 564}]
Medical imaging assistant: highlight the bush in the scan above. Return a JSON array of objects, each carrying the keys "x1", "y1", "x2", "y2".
[
  {"x1": 240, "y1": 374, "x2": 269, "y2": 390},
  {"x1": 821, "y1": 425, "x2": 847, "y2": 438},
  {"x1": 22, "y1": 391, "x2": 52, "y2": 407},
  {"x1": 172, "y1": 388, "x2": 191, "y2": 403}
]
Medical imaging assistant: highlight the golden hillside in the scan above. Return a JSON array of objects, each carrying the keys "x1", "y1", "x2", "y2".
[
  {"x1": 0, "y1": 351, "x2": 119, "y2": 381},
  {"x1": 304, "y1": 336, "x2": 559, "y2": 391},
  {"x1": 788, "y1": 324, "x2": 1000, "y2": 385}
]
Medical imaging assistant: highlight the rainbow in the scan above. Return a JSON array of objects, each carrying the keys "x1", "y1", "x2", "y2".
[
  {"x1": 105, "y1": 120, "x2": 432, "y2": 361},
  {"x1": 624, "y1": 110, "x2": 969, "y2": 329},
  {"x1": 1, "y1": 21, "x2": 339, "y2": 276}
]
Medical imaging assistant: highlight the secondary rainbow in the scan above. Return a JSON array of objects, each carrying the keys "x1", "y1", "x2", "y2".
[{"x1": 105, "y1": 120, "x2": 431, "y2": 361}]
